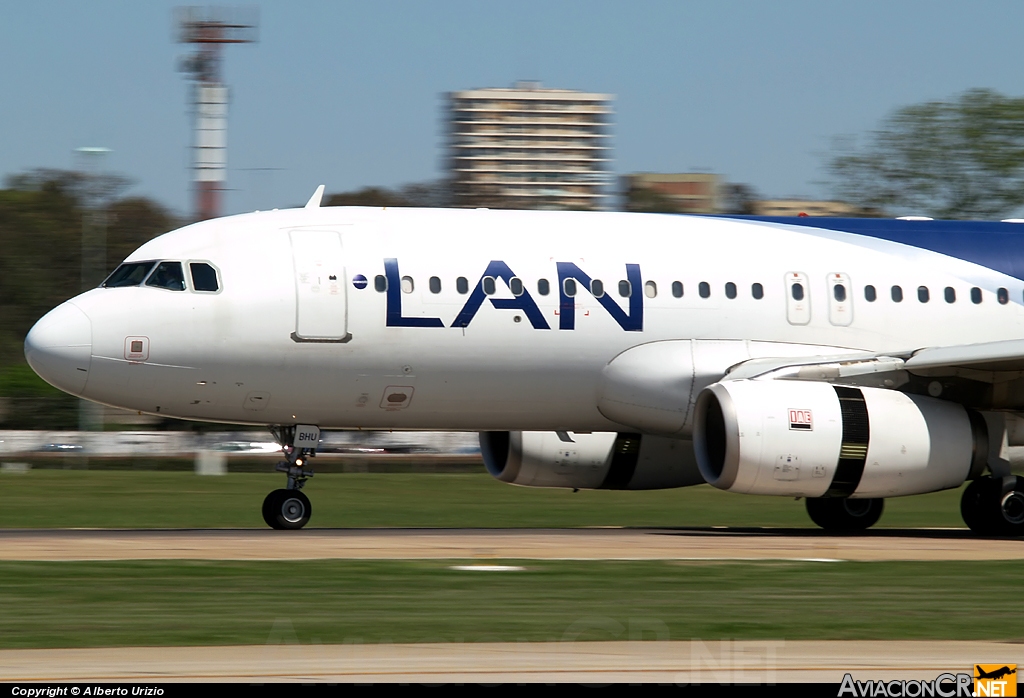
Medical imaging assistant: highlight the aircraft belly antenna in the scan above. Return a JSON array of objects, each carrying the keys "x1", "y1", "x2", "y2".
[{"x1": 305, "y1": 184, "x2": 325, "y2": 209}]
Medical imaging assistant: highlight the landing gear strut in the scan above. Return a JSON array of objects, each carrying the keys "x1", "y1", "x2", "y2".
[
  {"x1": 961, "y1": 476, "x2": 1024, "y2": 536},
  {"x1": 806, "y1": 497, "x2": 884, "y2": 532},
  {"x1": 263, "y1": 424, "x2": 319, "y2": 530}
]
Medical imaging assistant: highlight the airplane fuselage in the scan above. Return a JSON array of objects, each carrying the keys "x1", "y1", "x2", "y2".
[{"x1": 26, "y1": 207, "x2": 1024, "y2": 431}]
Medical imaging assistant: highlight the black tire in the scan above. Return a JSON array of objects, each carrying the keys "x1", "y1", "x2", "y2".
[
  {"x1": 998, "y1": 477, "x2": 1024, "y2": 536},
  {"x1": 261, "y1": 490, "x2": 278, "y2": 528},
  {"x1": 962, "y1": 476, "x2": 1024, "y2": 537},
  {"x1": 806, "y1": 497, "x2": 884, "y2": 532},
  {"x1": 262, "y1": 489, "x2": 312, "y2": 530},
  {"x1": 961, "y1": 478, "x2": 999, "y2": 535}
]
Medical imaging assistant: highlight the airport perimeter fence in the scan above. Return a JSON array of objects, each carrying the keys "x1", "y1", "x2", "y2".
[{"x1": 0, "y1": 429, "x2": 483, "y2": 474}]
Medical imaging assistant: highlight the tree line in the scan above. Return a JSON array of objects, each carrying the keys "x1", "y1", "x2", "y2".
[{"x1": 0, "y1": 170, "x2": 178, "y2": 427}]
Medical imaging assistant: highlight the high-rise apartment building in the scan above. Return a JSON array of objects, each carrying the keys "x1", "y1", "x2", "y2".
[{"x1": 447, "y1": 82, "x2": 614, "y2": 210}]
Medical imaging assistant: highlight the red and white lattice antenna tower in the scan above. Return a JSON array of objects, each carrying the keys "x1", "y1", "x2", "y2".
[{"x1": 176, "y1": 6, "x2": 258, "y2": 221}]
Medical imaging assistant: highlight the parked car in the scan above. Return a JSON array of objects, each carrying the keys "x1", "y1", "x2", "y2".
[
  {"x1": 210, "y1": 441, "x2": 281, "y2": 454},
  {"x1": 36, "y1": 443, "x2": 83, "y2": 452}
]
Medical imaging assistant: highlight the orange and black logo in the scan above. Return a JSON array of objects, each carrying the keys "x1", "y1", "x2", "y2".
[{"x1": 975, "y1": 664, "x2": 1017, "y2": 697}]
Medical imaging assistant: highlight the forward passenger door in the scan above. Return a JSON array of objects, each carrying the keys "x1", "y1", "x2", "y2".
[{"x1": 289, "y1": 228, "x2": 351, "y2": 342}]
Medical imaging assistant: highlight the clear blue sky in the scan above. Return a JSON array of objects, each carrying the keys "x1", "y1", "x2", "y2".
[{"x1": 4, "y1": 1, "x2": 1024, "y2": 217}]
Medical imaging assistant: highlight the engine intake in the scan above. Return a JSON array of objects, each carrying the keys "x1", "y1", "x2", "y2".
[{"x1": 693, "y1": 380, "x2": 987, "y2": 498}]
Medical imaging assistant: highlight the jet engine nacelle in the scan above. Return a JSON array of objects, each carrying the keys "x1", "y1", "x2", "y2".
[
  {"x1": 692, "y1": 380, "x2": 987, "y2": 498},
  {"x1": 479, "y1": 431, "x2": 704, "y2": 490}
]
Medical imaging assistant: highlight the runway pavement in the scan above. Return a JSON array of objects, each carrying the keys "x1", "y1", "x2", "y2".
[
  {"x1": 1, "y1": 528, "x2": 1021, "y2": 683},
  {"x1": 0, "y1": 526, "x2": 1021, "y2": 561},
  {"x1": 1, "y1": 640, "x2": 1021, "y2": 683}
]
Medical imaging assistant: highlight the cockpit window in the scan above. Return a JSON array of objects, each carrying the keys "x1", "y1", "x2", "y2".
[
  {"x1": 190, "y1": 262, "x2": 219, "y2": 292},
  {"x1": 145, "y1": 261, "x2": 186, "y2": 291},
  {"x1": 102, "y1": 261, "x2": 157, "y2": 288}
]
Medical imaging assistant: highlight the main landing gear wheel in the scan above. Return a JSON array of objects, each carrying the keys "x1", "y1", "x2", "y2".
[
  {"x1": 262, "y1": 489, "x2": 312, "y2": 530},
  {"x1": 806, "y1": 497, "x2": 884, "y2": 532},
  {"x1": 961, "y1": 476, "x2": 1024, "y2": 537}
]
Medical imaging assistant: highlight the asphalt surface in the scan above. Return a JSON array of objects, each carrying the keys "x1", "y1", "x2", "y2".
[
  {"x1": 3, "y1": 527, "x2": 1021, "y2": 683},
  {"x1": 1, "y1": 641, "x2": 1020, "y2": 683},
  {"x1": 0, "y1": 526, "x2": 1021, "y2": 561}
]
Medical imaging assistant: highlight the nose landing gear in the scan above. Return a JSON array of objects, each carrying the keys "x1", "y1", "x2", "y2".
[{"x1": 263, "y1": 425, "x2": 319, "y2": 530}]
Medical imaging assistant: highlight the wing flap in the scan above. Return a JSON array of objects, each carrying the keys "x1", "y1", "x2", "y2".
[
  {"x1": 726, "y1": 339, "x2": 1024, "y2": 386},
  {"x1": 725, "y1": 354, "x2": 906, "y2": 383},
  {"x1": 905, "y1": 339, "x2": 1024, "y2": 374}
]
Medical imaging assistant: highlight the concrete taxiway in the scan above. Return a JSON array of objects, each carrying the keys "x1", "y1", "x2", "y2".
[
  {"x1": 1, "y1": 641, "x2": 1021, "y2": 683},
  {"x1": 0, "y1": 527, "x2": 1020, "y2": 561}
]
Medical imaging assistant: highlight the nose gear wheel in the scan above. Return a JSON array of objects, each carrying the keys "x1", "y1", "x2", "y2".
[
  {"x1": 264, "y1": 425, "x2": 319, "y2": 530},
  {"x1": 262, "y1": 489, "x2": 312, "y2": 530}
]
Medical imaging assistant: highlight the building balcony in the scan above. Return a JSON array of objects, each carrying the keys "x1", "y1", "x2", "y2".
[
  {"x1": 451, "y1": 142, "x2": 611, "y2": 150},
  {"x1": 459, "y1": 177, "x2": 609, "y2": 187},
  {"x1": 451, "y1": 118, "x2": 610, "y2": 127},
  {"x1": 452, "y1": 154, "x2": 612, "y2": 163},
  {"x1": 450, "y1": 105, "x2": 613, "y2": 116},
  {"x1": 453, "y1": 130, "x2": 610, "y2": 140}
]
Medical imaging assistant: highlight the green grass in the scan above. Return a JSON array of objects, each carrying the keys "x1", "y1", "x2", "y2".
[
  {"x1": 0, "y1": 471, "x2": 971, "y2": 529},
  {"x1": 0, "y1": 559, "x2": 1019, "y2": 648},
  {"x1": 0, "y1": 472, "x2": 999, "y2": 648}
]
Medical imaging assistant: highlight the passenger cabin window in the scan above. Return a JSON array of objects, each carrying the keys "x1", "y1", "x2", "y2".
[
  {"x1": 510, "y1": 277, "x2": 524, "y2": 296},
  {"x1": 537, "y1": 279, "x2": 550, "y2": 296},
  {"x1": 401, "y1": 276, "x2": 414, "y2": 294},
  {"x1": 145, "y1": 261, "x2": 186, "y2": 291},
  {"x1": 699, "y1": 282, "x2": 711, "y2": 299},
  {"x1": 752, "y1": 283, "x2": 763, "y2": 300},
  {"x1": 190, "y1": 262, "x2": 219, "y2": 292},
  {"x1": 483, "y1": 277, "x2": 496, "y2": 295},
  {"x1": 791, "y1": 282, "x2": 805, "y2": 301},
  {"x1": 644, "y1": 280, "x2": 657, "y2": 298},
  {"x1": 429, "y1": 276, "x2": 441, "y2": 294},
  {"x1": 944, "y1": 287, "x2": 956, "y2": 303},
  {"x1": 374, "y1": 275, "x2": 387, "y2": 292},
  {"x1": 591, "y1": 279, "x2": 604, "y2": 297},
  {"x1": 564, "y1": 279, "x2": 577, "y2": 297},
  {"x1": 833, "y1": 284, "x2": 847, "y2": 302},
  {"x1": 864, "y1": 285, "x2": 877, "y2": 302},
  {"x1": 725, "y1": 282, "x2": 737, "y2": 299},
  {"x1": 103, "y1": 261, "x2": 156, "y2": 288},
  {"x1": 998, "y1": 287, "x2": 1010, "y2": 305},
  {"x1": 456, "y1": 277, "x2": 469, "y2": 294},
  {"x1": 918, "y1": 286, "x2": 929, "y2": 303},
  {"x1": 891, "y1": 285, "x2": 903, "y2": 302},
  {"x1": 618, "y1": 280, "x2": 631, "y2": 298},
  {"x1": 971, "y1": 287, "x2": 983, "y2": 304},
  {"x1": 672, "y1": 281, "x2": 683, "y2": 298}
]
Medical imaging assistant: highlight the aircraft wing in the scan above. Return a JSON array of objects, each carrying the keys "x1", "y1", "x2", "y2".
[
  {"x1": 726, "y1": 339, "x2": 1024, "y2": 384},
  {"x1": 724, "y1": 353, "x2": 909, "y2": 382},
  {"x1": 903, "y1": 339, "x2": 1024, "y2": 375}
]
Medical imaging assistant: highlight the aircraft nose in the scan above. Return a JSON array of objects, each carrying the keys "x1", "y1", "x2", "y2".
[{"x1": 24, "y1": 302, "x2": 93, "y2": 396}]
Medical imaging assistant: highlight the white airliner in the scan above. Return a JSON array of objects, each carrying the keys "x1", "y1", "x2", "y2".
[{"x1": 23, "y1": 187, "x2": 1024, "y2": 533}]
